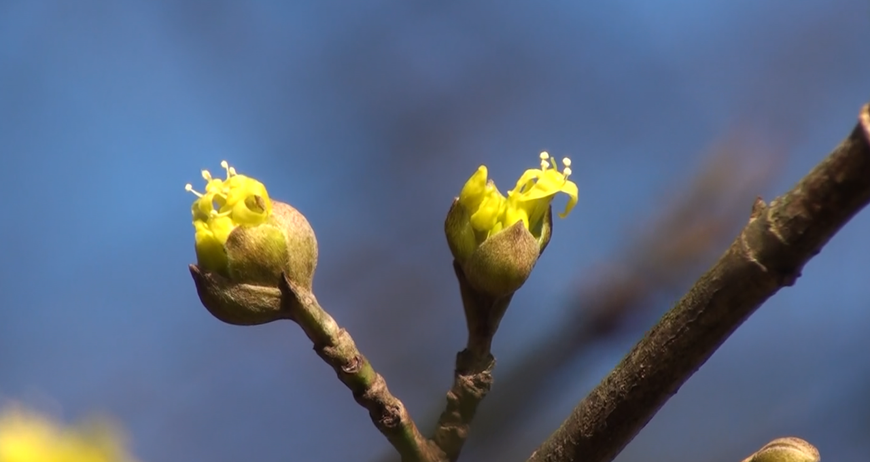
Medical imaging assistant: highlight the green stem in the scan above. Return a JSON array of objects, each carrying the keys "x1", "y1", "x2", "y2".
[{"x1": 431, "y1": 262, "x2": 513, "y2": 461}]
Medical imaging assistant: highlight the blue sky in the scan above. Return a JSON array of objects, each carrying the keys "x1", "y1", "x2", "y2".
[{"x1": 1, "y1": 2, "x2": 868, "y2": 461}]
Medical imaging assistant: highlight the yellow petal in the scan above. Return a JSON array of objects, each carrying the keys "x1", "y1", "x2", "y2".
[
  {"x1": 516, "y1": 169, "x2": 565, "y2": 202},
  {"x1": 458, "y1": 166, "x2": 489, "y2": 211},
  {"x1": 469, "y1": 189, "x2": 505, "y2": 232},
  {"x1": 452, "y1": 153, "x2": 577, "y2": 242},
  {"x1": 223, "y1": 175, "x2": 272, "y2": 226},
  {"x1": 511, "y1": 167, "x2": 542, "y2": 196},
  {"x1": 194, "y1": 227, "x2": 229, "y2": 273},
  {"x1": 557, "y1": 179, "x2": 578, "y2": 218},
  {"x1": 191, "y1": 197, "x2": 212, "y2": 222},
  {"x1": 503, "y1": 205, "x2": 529, "y2": 230},
  {"x1": 187, "y1": 163, "x2": 275, "y2": 272}
]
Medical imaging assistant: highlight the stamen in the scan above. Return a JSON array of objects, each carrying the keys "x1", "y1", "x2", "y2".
[
  {"x1": 562, "y1": 157, "x2": 572, "y2": 168},
  {"x1": 228, "y1": 166, "x2": 237, "y2": 176},
  {"x1": 220, "y1": 160, "x2": 232, "y2": 179},
  {"x1": 185, "y1": 183, "x2": 203, "y2": 197},
  {"x1": 539, "y1": 151, "x2": 550, "y2": 170},
  {"x1": 563, "y1": 167, "x2": 572, "y2": 178},
  {"x1": 201, "y1": 170, "x2": 213, "y2": 181}
]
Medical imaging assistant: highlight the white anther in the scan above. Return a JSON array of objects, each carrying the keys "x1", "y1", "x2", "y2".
[
  {"x1": 185, "y1": 183, "x2": 203, "y2": 197},
  {"x1": 562, "y1": 157, "x2": 571, "y2": 167},
  {"x1": 201, "y1": 170, "x2": 212, "y2": 181},
  {"x1": 563, "y1": 167, "x2": 572, "y2": 178},
  {"x1": 220, "y1": 160, "x2": 234, "y2": 179},
  {"x1": 539, "y1": 151, "x2": 551, "y2": 169},
  {"x1": 228, "y1": 166, "x2": 237, "y2": 176}
]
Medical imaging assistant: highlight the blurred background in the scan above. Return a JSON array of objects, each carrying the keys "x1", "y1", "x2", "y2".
[{"x1": 1, "y1": 1, "x2": 869, "y2": 461}]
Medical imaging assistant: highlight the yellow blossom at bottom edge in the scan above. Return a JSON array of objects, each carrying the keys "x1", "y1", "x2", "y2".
[{"x1": 0, "y1": 406, "x2": 137, "y2": 462}]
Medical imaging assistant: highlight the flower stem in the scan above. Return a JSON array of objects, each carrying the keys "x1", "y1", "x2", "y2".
[
  {"x1": 431, "y1": 262, "x2": 513, "y2": 461},
  {"x1": 279, "y1": 275, "x2": 445, "y2": 462}
]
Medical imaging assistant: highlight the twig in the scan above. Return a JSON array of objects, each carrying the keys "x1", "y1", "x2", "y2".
[
  {"x1": 279, "y1": 275, "x2": 446, "y2": 462},
  {"x1": 527, "y1": 104, "x2": 870, "y2": 462},
  {"x1": 430, "y1": 262, "x2": 512, "y2": 461}
]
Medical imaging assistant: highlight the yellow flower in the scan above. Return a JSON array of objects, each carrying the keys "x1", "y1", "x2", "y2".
[
  {"x1": 445, "y1": 152, "x2": 578, "y2": 297},
  {"x1": 186, "y1": 161, "x2": 273, "y2": 273},
  {"x1": 458, "y1": 152, "x2": 577, "y2": 241},
  {"x1": 0, "y1": 405, "x2": 137, "y2": 462},
  {"x1": 186, "y1": 161, "x2": 319, "y2": 325}
]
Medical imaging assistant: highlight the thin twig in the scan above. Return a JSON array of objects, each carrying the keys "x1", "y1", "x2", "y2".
[
  {"x1": 279, "y1": 275, "x2": 446, "y2": 462},
  {"x1": 527, "y1": 105, "x2": 870, "y2": 462},
  {"x1": 430, "y1": 262, "x2": 512, "y2": 461}
]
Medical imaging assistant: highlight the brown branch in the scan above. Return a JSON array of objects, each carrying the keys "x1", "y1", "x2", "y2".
[
  {"x1": 279, "y1": 275, "x2": 446, "y2": 462},
  {"x1": 432, "y1": 349, "x2": 494, "y2": 461},
  {"x1": 527, "y1": 104, "x2": 870, "y2": 462}
]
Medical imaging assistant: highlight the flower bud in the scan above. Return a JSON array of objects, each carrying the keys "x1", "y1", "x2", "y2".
[
  {"x1": 462, "y1": 219, "x2": 540, "y2": 297},
  {"x1": 742, "y1": 438, "x2": 820, "y2": 462},
  {"x1": 445, "y1": 152, "x2": 575, "y2": 297},
  {"x1": 185, "y1": 161, "x2": 318, "y2": 325}
]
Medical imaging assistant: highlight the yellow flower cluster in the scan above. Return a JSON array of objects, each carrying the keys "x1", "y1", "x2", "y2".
[
  {"x1": 186, "y1": 161, "x2": 273, "y2": 272},
  {"x1": 0, "y1": 406, "x2": 137, "y2": 462},
  {"x1": 459, "y1": 152, "x2": 578, "y2": 239}
]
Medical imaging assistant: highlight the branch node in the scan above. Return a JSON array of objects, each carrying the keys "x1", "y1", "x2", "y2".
[
  {"x1": 341, "y1": 353, "x2": 363, "y2": 375},
  {"x1": 380, "y1": 404, "x2": 402, "y2": 428},
  {"x1": 750, "y1": 196, "x2": 767, "y2": 220}
]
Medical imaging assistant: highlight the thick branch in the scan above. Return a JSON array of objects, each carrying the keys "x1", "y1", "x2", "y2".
[
  {"x1": 279, "y1": 275, "x2": 445, "y2": 462},
  {"x1": 528, "y1": 105, "x2": 870, "y2": 462}
]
